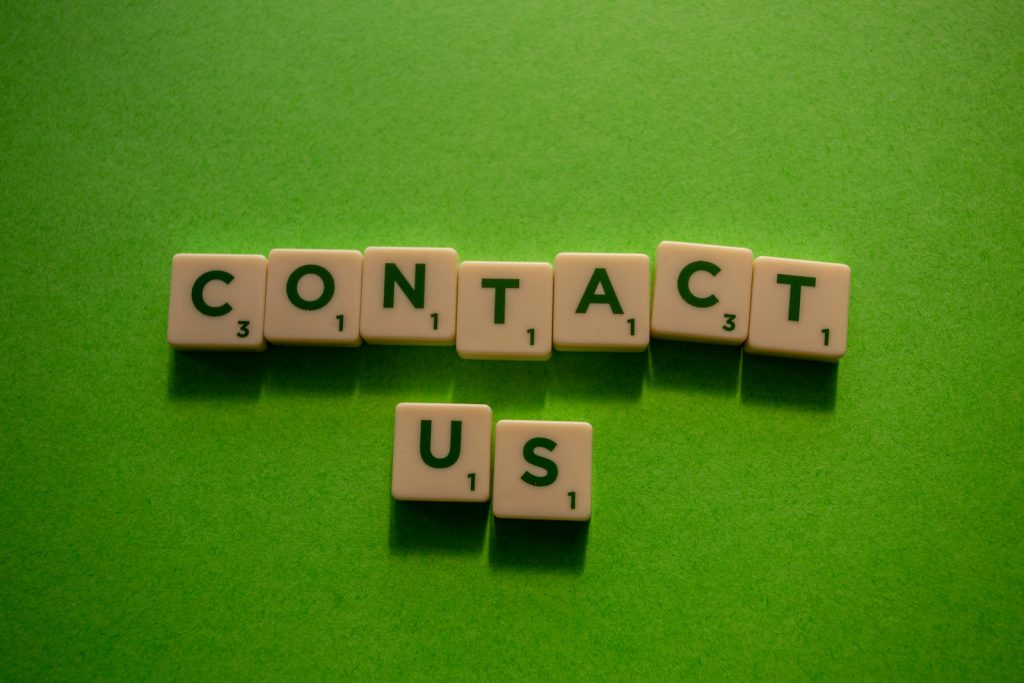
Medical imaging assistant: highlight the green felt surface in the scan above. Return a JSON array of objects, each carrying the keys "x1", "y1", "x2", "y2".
[{"x1": 2, "y1": 2, "x2": 1022, "y2": 679}]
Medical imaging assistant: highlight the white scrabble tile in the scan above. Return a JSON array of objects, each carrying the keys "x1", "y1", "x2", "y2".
[
  {"x1": 391, "y1": 402, "x2": 493, "y2": 502},
  {"x1": 651, "y1": 241, "x2": 753, "y2": 345},
  {"x1": 456, "y1": 261, "x2": 553, "y2": 361},
  {"x1": 167, "y1": 253, "x2": 267, "y2": 351},
  {"x1": 360, "y1": 247, "x2": 458, "y2": 345},
  {"x1": 553, "y1": 253, "x2": 650, "y2": 352},
  {"x1": 492, "y1": 420, "x2": 592, "y2": 521},
  {"x1": 745, "y1": 256, "x2": 851, "y2": 361},
  {"x1": 264, "y1": 249, "x2": 362, "y2": 346}
]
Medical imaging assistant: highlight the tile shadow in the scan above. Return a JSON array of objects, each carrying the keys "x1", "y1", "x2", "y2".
[
  {"x1": 647, "y1": 339, "x2": 741, "y2": 395},
  {"x1": 546, "y1": 351, "x2": 645, "y2": 401},
  {"x1": 167, "y1": 348, "x2": 266, "y2": 401},
  {"x1": 740, "y1": 353, "x2": 838, "y2": 411},
  {"x1": 388, "y1": 499, "x2": 489, "y2": 555},
  {"x1": 452, "y1": 359, "x2": 548, "y2": 409},
  {"x1": 358, "y1": 345, "x2": 456, "y2": 398},
  {"x1": 263, "y1": 345, "x2": 360, "y2": 395},
  {"x1": 487, "y1": 517, "x2": 588, "y2": 574}
]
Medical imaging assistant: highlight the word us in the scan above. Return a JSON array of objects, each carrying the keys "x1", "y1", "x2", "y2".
[
  {"x1": 167, "y1": 242, "x2": 851, "y2": 362},
  {"x1": 392, "y1": 403, "x2": 592, "y2": 522}
]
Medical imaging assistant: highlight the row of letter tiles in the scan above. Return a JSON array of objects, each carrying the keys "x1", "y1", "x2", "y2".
[
  {"x1": 167, "y1": 243, "x2": 850, "y2": 361},
  {"x1": 391, "y1": 403, "x2": 592, "y2": 521}
]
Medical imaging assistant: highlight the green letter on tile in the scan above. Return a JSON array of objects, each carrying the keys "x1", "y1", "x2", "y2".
[
  {"x1": 576, "y1": 268, "x2": 623, "y2": 314},
  {"x1": 384, "y1": 263, "x2": 425, "y2": 309},
  {"x1": 419, "y1": 420, "x2": 461, "y2": 469},
  {"x1": 481, "y1": 278, "x2": 520, "y2": 324},
  {"x1": 677, "y1": 260, "x2": 720, "y2": 308},
  {"x1": 521, "y1": 437, "x2": 558, "y2": 487},
  {"x1": 286, "y1": 264, "x2": 335, "y2": 311},
  {"x1": 191, "y1": 270, "x2": 233, "y2": 317},
  {"x1": 777, "y1": 274, "x2": 816, "y2": 321}
]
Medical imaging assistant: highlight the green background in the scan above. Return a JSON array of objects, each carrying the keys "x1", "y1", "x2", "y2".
[{"x1": 2, "y1": 2, "x2": 1022, "y2": 679}]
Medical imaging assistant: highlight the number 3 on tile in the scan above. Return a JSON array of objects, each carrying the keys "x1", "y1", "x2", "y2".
[
  {"x1": 236, "y1": 320, "x2": 250, "y2": 338},
  {"x1": 723, "y1": 313, "x2": 736, "y2": 331}
]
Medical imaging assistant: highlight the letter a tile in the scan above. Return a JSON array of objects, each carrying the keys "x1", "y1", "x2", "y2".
[{"x1": 553, "y1": 253, "x2": 649, "y2": 352}]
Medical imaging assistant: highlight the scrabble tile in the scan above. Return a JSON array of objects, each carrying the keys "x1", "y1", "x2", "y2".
[
  {"x1": 167, "y1": 253, "x2": 267, "y2": 351},
  {"x1": 361, "y1": 247, "x2": 458, "y2": 345},
  {"x1": 651, "y1": 241, "x2": 753, "y2": 345},
  {"x1": 745, "y1": 256, "x2": 851, "y2": 361},
  {"x1": 264, "y1": 249, "x2": 362, "y2": 346},
  {"x1": 553, "y1": 253, "x2": 650, "y2": 352},
  {"x1": 456, "y1": 261, "x2": 553, "y2": 361},
  {"x1": 492, "y1": 420, "x2": 592, "y2": 521},
  {"x1": 391, "y1": 402, "x2": 493, "y2": 502}
]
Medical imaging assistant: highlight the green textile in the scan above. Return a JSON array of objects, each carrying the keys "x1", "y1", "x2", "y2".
[{"x1": 2, "y1": 2, "x2": 1021, "y2": 679}]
